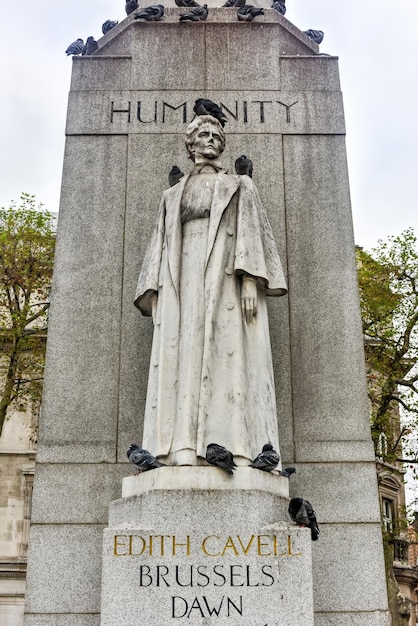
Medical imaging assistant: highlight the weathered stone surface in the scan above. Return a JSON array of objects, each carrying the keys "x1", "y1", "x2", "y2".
[
  {"x1": 314, "y1": 613, "x2": 391, "y2": 626},
  {"x1": 24, "y1": 617, "x2": 99, "y2": 626}
]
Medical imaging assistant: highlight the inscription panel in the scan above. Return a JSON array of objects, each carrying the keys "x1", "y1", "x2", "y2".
[
  {"x1": 66, "y1": 90, "x2": 345, "y2": 136},
  {"x1": 101, "y1": 528, "x2": 314, "y2": 625}
]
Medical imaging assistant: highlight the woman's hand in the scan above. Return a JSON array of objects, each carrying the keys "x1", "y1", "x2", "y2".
[{"x1": 241, "y1": 276, "x2": 257, "y2": 323}]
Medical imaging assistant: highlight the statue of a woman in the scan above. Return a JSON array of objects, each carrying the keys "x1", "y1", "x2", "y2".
[{"x1": 135, "y1": 115, "x2": 287, "y2": 467}]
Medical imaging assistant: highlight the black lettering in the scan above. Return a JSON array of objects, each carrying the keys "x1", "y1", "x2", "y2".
[
  {"x1": 243, "y1": 101, "x2": 248, "y2": 123},
  {"x1": 110, "y1": 101, "x2": 131, "y2": 123},
  {"x1": 175, "y1": 565, "x2": 193, "y2": 587},
  {"x1": 261, "y1": 564, "x2": 275, "y2": 586},
  {"x1": 156, "y1": 565, "x2": 170, "y2": 587},
  {"x1": 252, "y1": 100, "x2": 272, "y2": 123},
  {"x1": 203, "y1": 596, "x2": 224, "y2": 616},
  {"x1": 245, "y1": 564, "x2": 260, "y2": 587},
  {"x1": 276, "y1": 100, "x2": 298, "y2": 123},
  {"x1": 137, "y1": 101, "x2": 158, "y2": 123},
  {"x1": 187, "y1": 597, "x2": 205, "y2": 618},
  {"x1": 220, "y1": 101, "x2": 239, "y2": 121},
  {"x1": 196, "y1": 565, "x2": 210, "y2": 587},
  {"x1": 213, "y1": 564, "x2": 226, "y2": 587},
  {"x1": 139, "y1": 565, "x2": 152, "y2": 587},
  {"x1": 230, "y1": 564, "x2": 244, "y2": 587},
  {"x1": 227, "y1": 596, "x2": 243, "y2": 616},
  {"x1": 172, "y1": 596, "x2": 188, "y2": 618},
  {"x1": 162, "y1": 101, "x2": 187, "y2": 123}
]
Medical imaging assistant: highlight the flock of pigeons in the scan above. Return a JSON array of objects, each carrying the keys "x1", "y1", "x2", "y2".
[
  {"x1": 65, "y1": 0, "x2": 324, "y2": 56},
  {"x1": 127, "y1": 442, "x2": 320, "y2": 541}
]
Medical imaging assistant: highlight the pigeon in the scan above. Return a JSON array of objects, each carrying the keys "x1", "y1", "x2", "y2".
[
  {"x1": 179, "y1": 4, "x2": 208, "y2": 21},
  {"x1": 102, "y1": 20, "x2": 119, "y2": 35},
  {"x1": 206, "y1": 443, "x2": 237, "y2": 475},
  {"x1": 235, "y1": 155, "x2": 253, "y2": 178},
  {"x1": 288, "y1": 497, "x2": 320, "y2": 541},
  {"x1": 82, "y1": 37, "x2": 98, "y2": 56},
  {"x1": 126, "y1": 0, "x2": 139, "y2": 15},
  {"x1": 65, "y1": 38, "x2": 84, "y2": 56},
  {"x1": 249, "y1": 443, "x2": 280, "y2": 472},
  {"x1": 304, "y1": 29, "x2": 324, "y2": 44},
  {"x1": 280, "y1": 466, "x2": 296, "y2": 478},
  {"x1": 169, "y1": 165, "x2": 185, "y2": 187},
  {"x1": 193, "y1": 98, "x2": 228, "y2": 127},
  {"x1": 175, "y1": 0, "x2": 201, "y2": 6},
  {"x1": 135, "y1": 5, "x2": 165, "y2": 20},
  {"x1": 127, "y1": 444, "x2": 166, "y2": 473},
  {"x1": 271, "y1": 0, "x2": 286, "y2": 15},
  {"x1": 223, "y1": 0, "x2": 246, "y2": 6},
  {"x1": 237, "y1": 5, "x2": 264, "y2": 21}
]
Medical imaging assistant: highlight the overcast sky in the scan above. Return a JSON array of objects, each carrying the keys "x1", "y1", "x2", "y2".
[{"x1": 0, "y1": 0, "x2": 417, "y2": 251}]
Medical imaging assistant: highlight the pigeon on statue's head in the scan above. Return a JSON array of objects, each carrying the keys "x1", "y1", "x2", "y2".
[
  {"x1": 288, "y1": 497, "x2": 320, "y2": 541},
  {"x1": 249, "y1": 443, "x2": 280, "y2": 472},
  {"x1": 127, "y1": 444, "x2": 166, "y2": 473},
  {"x1": 206, "y1": 443, "x2": 237, "y2": 475},
  {"x1": 193, "y1": 98, "x2": 228, "y2": 127}
]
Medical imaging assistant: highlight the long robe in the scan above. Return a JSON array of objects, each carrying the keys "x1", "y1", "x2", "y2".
[{"x1": 135, "y1": 172, "x2": 287, "y2": 464}]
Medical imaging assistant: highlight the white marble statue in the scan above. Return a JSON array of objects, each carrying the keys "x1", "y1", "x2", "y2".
[{"x1": 135, "y1": 115, "x2": 287, "y2": 467}]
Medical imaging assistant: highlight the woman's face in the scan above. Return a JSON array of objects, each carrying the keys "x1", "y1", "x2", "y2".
[{"x1": 192, "y1": 123, "x2": 223, "y2": 160}]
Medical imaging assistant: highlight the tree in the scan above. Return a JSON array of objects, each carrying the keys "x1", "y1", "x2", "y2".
[
  {"x1": 0, "y1": 194, "x2": 55, "y2": 437},
  {"x1": 357, "y1": 228, "x2": 418, "y2": 469}
]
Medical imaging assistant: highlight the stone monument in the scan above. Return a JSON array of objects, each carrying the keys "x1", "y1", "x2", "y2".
[{"x1": 24, "y1": 3, "x2": 391, "y2": 625}]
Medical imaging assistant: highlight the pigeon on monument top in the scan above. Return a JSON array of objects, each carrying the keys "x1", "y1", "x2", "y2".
[
  {"x1": 193, "y1": 98, "x2": 228, "y2": 127},
  {"x1": 237, "y1": 5, "x2": 264, "y2": 21},
  {"x1": 65, "y1": 38, "x2": 84, "y2": 56},
  {"x1": 223, "y1": 0, "x2": 247, "y2": 7},
  {"x1": 249, "y1": 443, "x2": 280, "y2": 472},
  {"x1": 288, "y1": 497, "x2": 320, "y2": 541},
  {"x1": 126, "y1": 0, "x2": 139, "y2": 15},
  {"x1": 175, "y1": 0, "x2": 201, "y2": 7},
  {"x1": 179, "y1": 4, "x2": 208, "y2": 21},
  {"x1": 304, "y1": 29, "x2": 324, "y2": 44},
  {"x1": 206, "y1": 443, "x2": 237, "y2": 475},
  {"x1": 235, "y1": 155, "x2": 253, "y2": 178},
  {"x1": 134, "y1": 5, "x2": 165, "y2": 21},
  {"x1": 82, "y1": 37, "x2": 98, "y2": 56},
  {"x1": 102, "y1": 20, "x2": 119, "y2": 35},
  {"x1": 280, "y1": 466, "x2": 296, "y2": 478},
  {"x1": 271, "y1": 0, "x2": 286, "y2": 15},
  {"x1": 127, "y1": 444, "x2": 166, "y2": 473},
  {"x1": 169, "y1": 165, "x2": 185, "y2": 187}
]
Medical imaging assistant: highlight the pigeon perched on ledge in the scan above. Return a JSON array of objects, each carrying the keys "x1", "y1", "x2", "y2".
[
  {"x1": 304, "y1": 29, "x2": 324, "y2": 44},
  {"x1": 126, "y1": 0, "x2": 139, "y2": 15},
  {"x1": 237, "y1": 5, "x2": 264, "y2": 21},
  {"x1": 280, "y1": 466, "x2": 296, "y2": 478},
  {"x1": 82, "y1": 37, "x2": 98, "y2": 56},
  {"x1": 179, "y1": 4, "x2": 209, "y2": 21},
  {"x1": 127, "y1": 444, "x2": 166, "y2": 473},
  {"x1": 249, "y1": 443, "x2": 280, "y2": 472},
  {"x1": 175, "y1": 0, "x2": 201, "y2": 6},
  {"x1": 271, "y1": 0, "x2": 286, "y2": 15},
  {"x1": 65, "y1": 38, "x2": 84, "y2": 56},
  {"x1": 193, "y1": 98, "x2": 228, "y2": 127},
  {"x1": 102, "y1": 20, "x2": 119, "y2": 35},
  {"x1": 235, "y1": 155, "x2": 253, "y2": 178},
  {"x1": 288, "y1": 497, "x2": 320, "y2": 541},
  {"x1": 206, "y1": 443, "x2": 237, "y2": 475},
  {"x1": 135, "y1": 5, "x2": 165, "y2": 21}
]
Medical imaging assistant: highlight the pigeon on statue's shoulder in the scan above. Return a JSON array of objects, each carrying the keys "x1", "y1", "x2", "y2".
[
  {"x1": 169, "y1": 165, "x2": 185, "y2": 187},
  {"x1": 235, "y1": 155, "x2": 253, "y2": 178}
]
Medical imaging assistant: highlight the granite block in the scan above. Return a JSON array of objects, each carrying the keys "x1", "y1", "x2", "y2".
[
  {"x1": 30, "y1": 465, "x2": 127, "y2": 524},
  {"x1": 25, "y1": 526, "x2": 105, "y2": 614},
  {"x1": 280, "y1": 56, "x2": 341, "y2": 91},
  {"x1": 312, "y1": 524, "x2": 389, "y2": 613},
  {"x1": 24, "y1": 616, "x2": 99, "y2": 626},
  {"x1": 314, "y1": 612, "x2": 391, "y2": 626},
  {"x1": 289, "y1": 463, "x2": 381, "y2": 524},
  {"x1": 284, "y1": 134, "x2": 371, "y2": 444},
  {"x1": 70, "y1": 57, "x2": 131, "y2": 91},
  {"x1": 295, "y1": 440, "x2": 375, "y2": 463},
  {"x1": 36, "y1": 135, "x2": 128, "y2": 464}
]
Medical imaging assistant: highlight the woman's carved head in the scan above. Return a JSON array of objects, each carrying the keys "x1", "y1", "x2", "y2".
[{"x1": 185, "y1": 115, "x2": 226, "y2": 162}]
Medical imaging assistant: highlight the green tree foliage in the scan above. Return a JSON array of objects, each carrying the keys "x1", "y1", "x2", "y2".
[
  {"x1": 357, "y1": 229, "x2": 418, "y2": 468},
  {"x1": 0, "y1": 194, "x2": 55, "y2": 436}
]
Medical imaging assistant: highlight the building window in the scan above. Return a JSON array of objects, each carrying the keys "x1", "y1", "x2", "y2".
[{"x1": 382, "y1": 498, "x2": 394, "y2": 533}]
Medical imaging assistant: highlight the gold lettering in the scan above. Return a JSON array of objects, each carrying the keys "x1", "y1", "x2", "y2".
[
  {"x1": 129, "y1": 535, "x2": 146, "y2": 556},
  {"x1": 172, "y1": 535, "x2": 191, "y2": 556},
  {"x1": 114, "y1": 535, "x2": 128, "y2": 556},
  {"x1": 281, "y1": 535, "x2": 303, "y2": 557},
  {"x1": 273, "y1": 534, "x2": 277, "y2": 556},
  {"x1": 221, "y1": 536, "x2": 239, "y2": 556},
  {"x1": 237, "y1": 535, "x2": 255, "y2": 556},
  {"x1": 257, "y1": 535, "x2": 272, "y2": 557},
  {"x1": 201, "y1": 535, "x2": 220, "y2": 557}
]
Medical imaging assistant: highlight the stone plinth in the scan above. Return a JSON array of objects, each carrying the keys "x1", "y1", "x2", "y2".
[{"x1": 101, "y1": 469, "x2": 312, "y2": 626}]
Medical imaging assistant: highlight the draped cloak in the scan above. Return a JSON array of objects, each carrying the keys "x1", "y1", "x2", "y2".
[{"x1": 135, "y1": 172, "x2": 287, "y2": 463}]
